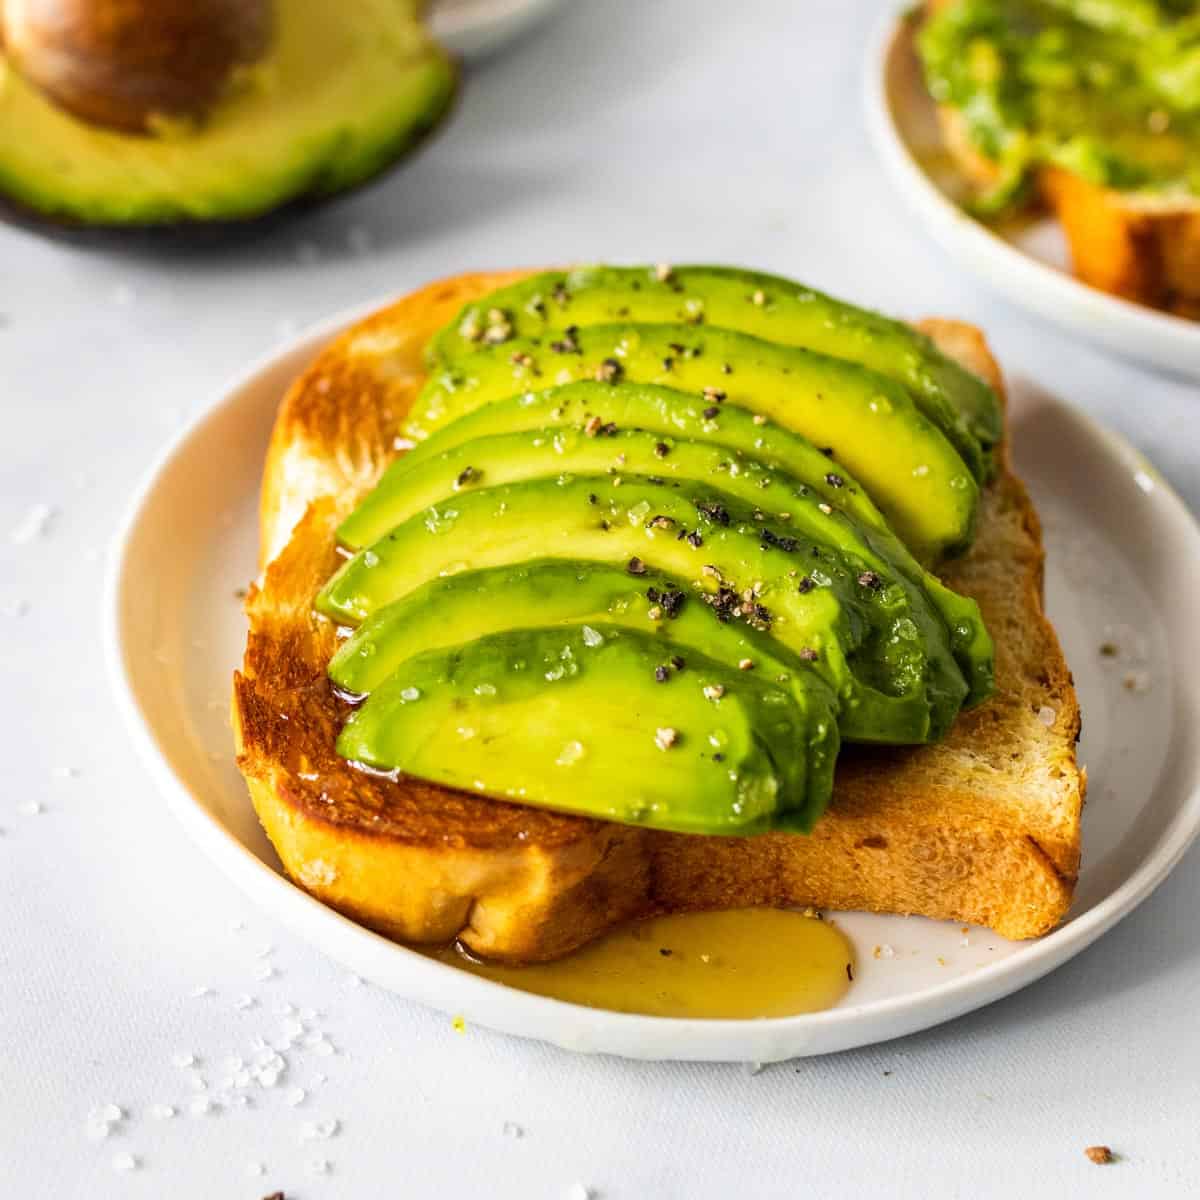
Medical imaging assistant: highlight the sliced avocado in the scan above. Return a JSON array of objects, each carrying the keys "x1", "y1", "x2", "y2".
[
  {"x1": 318, "y1": 475, "x2": 971, "y2": 743},
  {"x1": 337, "y1": 623, "x2": 831, "y2": 835},
  {"x1": 362, "y1": 381, "x2": 893, "y2": 541},
  {"x1": 428, "y1": 265, "x2": 1002, "y2": 459},
  {"x1": 337, "y1": 425, "x2": 992, "y2": 706},
  {"x1": 409, "y1": 324, "x2": 979, "y2": 560},
  {"x1": 330, "y1": 559, "x2": 840, "y2": 820},
  {"x1": 0, "y1": 0, "x2": 454, "y2": 226}
]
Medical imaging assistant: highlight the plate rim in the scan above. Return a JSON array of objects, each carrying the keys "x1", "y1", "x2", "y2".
[
  {"x1": 863, "y1": 5, "x2": 1200, "y2": 378},
  {"x1": 104, "y1": 305, "x2": 1200, "y2": 1062}
]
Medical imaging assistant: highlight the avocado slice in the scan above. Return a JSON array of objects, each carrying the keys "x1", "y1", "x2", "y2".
[
  {"x1": 318, "y1": 475, "x2": 970, "y2": 743},
  {"x1": 337, "y1": 425, "x2": 992, "y2": 706},
  {"x1": 0, "y1": 0, "x2": 454, "y2": 226},
  {"x1": 358, "y1": 381, "x2": 894, "y2": 541},
  {"x1": 330, "y1": 559, "x2": 840, "y2": 822},
  {"x1": 337, "y1": 623, "x2": 831, "y2": 835},
  {"x1": 409, "y1": 324, "x2": 980, "y2": 560},
  {"x1": 428, "y1": 265, "x2": 1002, "y2": 460}
]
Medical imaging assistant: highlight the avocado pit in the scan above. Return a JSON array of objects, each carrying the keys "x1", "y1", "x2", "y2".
[{"x1": 1, "y1": 0, "x2": 272, "y2": 133}]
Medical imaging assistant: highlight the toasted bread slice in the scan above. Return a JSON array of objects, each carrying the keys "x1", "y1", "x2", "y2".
[
  {"x1": 925, "y1": 1, "x2": 1200, "y2": 316},
  {"x1": 232, "y1": 271, "x2": 1084, "y2": 963}
]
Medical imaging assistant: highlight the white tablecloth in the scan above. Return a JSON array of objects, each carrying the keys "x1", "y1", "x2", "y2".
[{"x1": 3, "y1": 2, "x2": 1198, "y2": 1195}]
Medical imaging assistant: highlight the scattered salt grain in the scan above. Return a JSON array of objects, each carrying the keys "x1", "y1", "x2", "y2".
[
  {"x1": 1037, "y1": 706, "x2": 1056, "y2": 727},
  {"x1": 149, "y1": 1105, "x2": 175, "y2": 1120},
  {"x1": 51, "y1": 766, "x2": 79, "y2": 779},
  {"x1": 189, "y1": 1097, "x2": 216, "y2": 1116},
  {"x1": 502, "y1": 1121, "x2": 524, "y2": 1139},
  {"x1": 229, "y1": 919, "x2": 246, "y2": 933},
  {"x1": 190, "y1": 985, "x2": 213, "y2": 998},
  {"x1": 247, "y1": 1161, "x2": 266, "y2": 1177},
  {"x1": 171, "y1": 1053, "x2": 197, "y2": 1069},
  {"x1": 301, "y1": 1118, "x2": 340, "y2": 1141},
  {"x1": 111, "y1": 1153, "x2": 139, "y2": 1172},
  {"x1": 286, "y1": 1088, "x2": 306, "y2": 1108},
  {"x1": 308, "y1": 1158, "x2": 332, "y2": 1175},
  {"x1": 233, "y1": 994, "x2": 256, "y2": 1011},
  {"x1": 255, "y1": 943, "x2": 274, "y2": 959},
  {"x1": 345, "y1": 973, "x2": 363, "y2": 988},
  {"x1": 254, "y1": 963, "x2": 277, "y2": 982},
  {"x1": 567, "y1": 1185, "x2": 595, "y2": 1200},
  {"x1": 18, "y1": 801, "x2": 43, "y2": 815},
  {"x1": 188, "y1": 1076, "x2": 207, "y2": 1093},
  {"x1": 8, "y1": 502, "x2": 55, "y2": 546}
]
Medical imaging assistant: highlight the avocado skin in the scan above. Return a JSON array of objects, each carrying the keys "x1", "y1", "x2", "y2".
[
  {"x1": 427, "y1": 265, "x2": 1001, "y2": 461},
  {"x1": 318, "y1": 474, "x2": 969, "y2": 744},
  {"x1": 339, "y1": 423, "x2": 992, "y2": 708},
  {"x1": 0, "y1": 1, "x2": 456, "y2": 228},
  {"x1": 337, "y1": 623, "x2": 830, "y2": 835},
  {"x1": 411, "y1": 323, "x2": 980, "y2": 562}
]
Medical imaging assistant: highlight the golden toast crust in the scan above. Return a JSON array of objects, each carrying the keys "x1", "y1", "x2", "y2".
[{"x1": 233, "y1": 271, "x2": 1084, "y2": 962}]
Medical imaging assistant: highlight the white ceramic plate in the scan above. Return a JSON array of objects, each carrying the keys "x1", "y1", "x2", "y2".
[
  {"x1": 429, "y1": 0, "x2": 572, "y2": 59},
  {"x1": 106, "y1": 309, "x2": 1200, "y2": 1062},
  {"x1": 865, "y1": 8, "x2": 1200, "y2": 381}
]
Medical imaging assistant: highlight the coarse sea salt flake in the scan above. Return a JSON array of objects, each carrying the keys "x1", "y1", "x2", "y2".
[
  {"x1": 1037, "y1": 705, "x2": 1056, "y2": 727},
  {"x1": 111, "y1": 1153, "x2": 138, "y2": 1171},
  {"x1": 10, "y1": 503, "x2": 56, "y2": 545}
]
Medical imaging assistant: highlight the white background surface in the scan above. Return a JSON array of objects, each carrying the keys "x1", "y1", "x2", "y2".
[{"x1": 2, "y1": 1, "x2": 1198, "y2": 1196}]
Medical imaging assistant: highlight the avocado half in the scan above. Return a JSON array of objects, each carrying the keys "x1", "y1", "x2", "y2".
[{"x1": 0, "y1": 0, "x2": 456, "y2": 228}]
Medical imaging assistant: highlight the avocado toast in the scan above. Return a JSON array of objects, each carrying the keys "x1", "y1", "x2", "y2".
[
  {"x1": 918, "y1": 0, "x2": 1200, "y2": 316},
  {"x1": 233, "y1": 268, "x2": 1083, "y2": 963}
]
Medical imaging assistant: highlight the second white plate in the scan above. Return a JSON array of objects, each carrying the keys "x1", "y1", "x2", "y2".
[
  {"x1": 106, "y1": 311, "x2": 1200, "y2": 1061},
  {"x1": 865, "y1": 8, "x2": 1200, "y2": 381}
]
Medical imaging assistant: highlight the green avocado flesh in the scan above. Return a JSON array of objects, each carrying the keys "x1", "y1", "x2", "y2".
[
  {"x1": 336, "y1": 425, "x2": 992, "y2": 706},
  {"x1": 427, "y1": 266, "x2": 1002, "y2": 454},
  {"x1": 330, "y1": 559, "x2": 840, "y2": 824},
  {"x1": 409, "y1": 323, "x2": 980, "y2": 561},
  {"x1": 320, "y1": 266, "x2": 997, "y2": 837},
  {"x1": 337, "y1": 624, "x2": 832, "y2": 835},
  {"x1": 378, "y1": 382, "x2": 897, "y2": 537},
  {"x1": 0, "y1": 0, "x2": 454, "y2": 225},
  {"x1": 919, "y1": 0, "x2": 1200, "y2": 212},
  {"x1": 318, "y1": 474, "x2": 970, "y2": 743}
]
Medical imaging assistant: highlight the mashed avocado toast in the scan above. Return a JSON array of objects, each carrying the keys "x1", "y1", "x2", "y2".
[
  {"x1": 233, "y1": 265, "x2": 1083, "y2": 962},
  {"x1": 0, "y1": 0, "x2": 454, "y2": 226},
  {"x1": 918, "y1": 0, "x2": 1200, "y2": 314}
]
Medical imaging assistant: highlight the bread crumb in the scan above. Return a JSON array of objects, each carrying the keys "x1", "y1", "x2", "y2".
[{"x1": 1084, "y1": 1145, "x2": 1114, "y2": 1165}]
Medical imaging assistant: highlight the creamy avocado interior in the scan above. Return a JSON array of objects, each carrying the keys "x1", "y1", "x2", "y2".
[
  {"x1": 0, "y1": 0, "x2": 454, "y2": 224},
  {"x1": 920, "y1": 0, "x2": 1200, "y2": 211},
  {"x1": 317, "y1": 265, "x2": 1000, "y2": 837}
]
